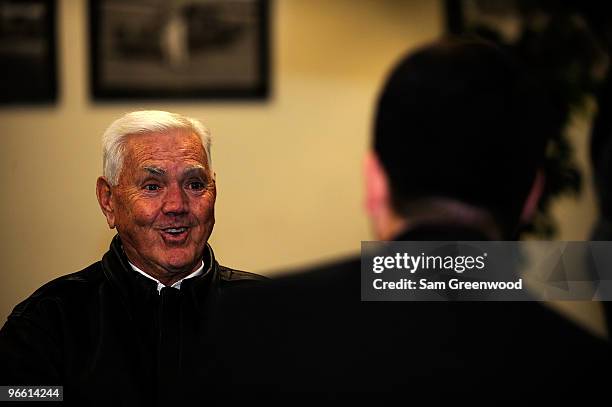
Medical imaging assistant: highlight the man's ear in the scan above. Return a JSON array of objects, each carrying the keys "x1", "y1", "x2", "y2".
[
  {"x1": 364, "y1": 150, "x2": 390, "y2": 218},
  {"x1": 520, "y1": 170, "x2": 545, "y2": 225},
  {"x1": 96, "y1": 176, "x2": 116, "y2": 229}
]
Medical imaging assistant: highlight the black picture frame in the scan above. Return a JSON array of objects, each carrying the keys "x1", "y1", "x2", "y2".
[
  {"x1": 0, "y1": 0, "x2": 57, "y2": 105},
  {"x1": 89, "y1": 0, "x2": 269, "y2": 101}
]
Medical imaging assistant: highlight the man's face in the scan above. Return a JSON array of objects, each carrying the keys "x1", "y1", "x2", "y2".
[{"x1": 109, "y1": 129, "x2": 215, "y2": 279}]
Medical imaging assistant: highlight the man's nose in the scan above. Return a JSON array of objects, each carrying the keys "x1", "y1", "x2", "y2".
[{"x1": 162, "y1": 183, "x2": 188, "y2": 215}]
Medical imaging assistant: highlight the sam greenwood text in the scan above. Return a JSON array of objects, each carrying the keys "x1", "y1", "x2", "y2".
[{"x1": 372, "y1": 278, "x2": 523, "y2": 290}]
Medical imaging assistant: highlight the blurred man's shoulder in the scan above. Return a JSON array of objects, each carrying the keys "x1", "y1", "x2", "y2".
[
  {"x1": 217, "y1": 255, "x2": 360, "y2": 314},
  {"x1": 274, "y1": 255, "x2": 361, "y2": 288}
]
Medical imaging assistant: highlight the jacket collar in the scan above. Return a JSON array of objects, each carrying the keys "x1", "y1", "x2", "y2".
[{"x1": 101, "y1": 235, "x2": 218, "y2": 318}]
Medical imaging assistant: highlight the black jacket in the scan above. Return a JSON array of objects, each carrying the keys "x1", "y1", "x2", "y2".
[
  {"x1": 0, "y1": 235, "x2": 265, "y2": 406},
  {"x1": 208, "y1": 225, "x2": 611, "y2": 402}
]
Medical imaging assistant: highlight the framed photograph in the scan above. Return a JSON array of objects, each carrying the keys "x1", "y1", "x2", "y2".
[
  {"x1": 89, "y1": 0, "x2": 269, "y2": 100},
  {"x1": 0, "y1": 0, "x2": 57, "y2": 104}
]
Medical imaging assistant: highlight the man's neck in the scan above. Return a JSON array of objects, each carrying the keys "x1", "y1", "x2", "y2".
[{"x1": 378, "y1": 197, "x2": 503, "y2": 241}]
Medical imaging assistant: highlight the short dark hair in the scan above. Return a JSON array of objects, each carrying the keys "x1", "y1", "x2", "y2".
[{"x1": 374, "y1": 37, "x2": 555, "y2": 236}]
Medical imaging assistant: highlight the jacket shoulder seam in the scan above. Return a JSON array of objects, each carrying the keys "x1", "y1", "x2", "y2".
[
  {"x1": 9, "y1": 263, "x2": 104, "y2": 318},
  {"x1": 217, "y1": 265, "x2": 268, "y2": 282}
]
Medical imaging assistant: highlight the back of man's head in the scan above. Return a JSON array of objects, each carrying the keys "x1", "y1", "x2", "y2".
[{"x1": 374, "y1": 37, "x2": 556, "y2": 237}]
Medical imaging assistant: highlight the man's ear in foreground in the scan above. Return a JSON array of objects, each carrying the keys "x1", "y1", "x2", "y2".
[{"x1": 364, "y1": 150, "x2": 407, "y2": 240}]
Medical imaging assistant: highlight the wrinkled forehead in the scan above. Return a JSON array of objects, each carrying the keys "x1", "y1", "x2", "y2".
[{"x1": 123, "y1": 129, "x2": 208, "y2": 168}]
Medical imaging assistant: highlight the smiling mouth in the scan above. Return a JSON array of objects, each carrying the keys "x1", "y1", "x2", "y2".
[
  {"x1": 163, "y1": 227, "x2": 187, "y2": 235},
  {"x1": 160, "y1": 227, "x2": 190, "y2": 242}
]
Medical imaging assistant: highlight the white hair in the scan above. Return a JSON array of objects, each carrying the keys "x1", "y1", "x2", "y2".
[{"x1": 102, "y1": 110, "x2": 212, "y2": 185}]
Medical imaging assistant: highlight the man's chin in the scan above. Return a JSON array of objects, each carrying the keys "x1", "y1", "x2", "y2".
[{"x1": 161, "y1": 252, "x2": 202, "y2": 274}]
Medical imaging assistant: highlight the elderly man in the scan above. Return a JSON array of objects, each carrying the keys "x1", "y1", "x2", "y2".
[{"x1": 0, "y1": 111, "x2": 263, "y2": 404}]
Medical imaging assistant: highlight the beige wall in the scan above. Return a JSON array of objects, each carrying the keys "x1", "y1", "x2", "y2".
[
  {"x1": 0, "y1": 0, "x2": 445, "y2": 320},
  {"x1": 0, "y1": 0, "x2": 599, "y2": 326}
]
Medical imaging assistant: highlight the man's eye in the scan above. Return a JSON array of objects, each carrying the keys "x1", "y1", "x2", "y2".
[
  {"x1": 144, "y1": 184, "x2": 161, "y2": 191},
  {"x1": 188, "y1": 181, "x2": 206, "y2": 191}
]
